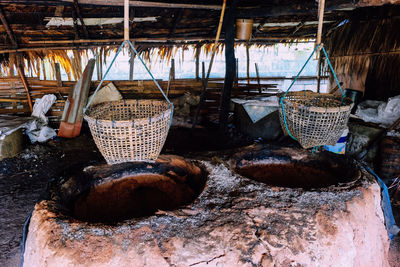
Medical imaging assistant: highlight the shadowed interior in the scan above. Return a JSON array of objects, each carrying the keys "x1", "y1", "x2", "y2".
[
  {"x1": 67, "y1": 159, "x2": 207, "y2": 223},
  {"x1": 237, "y1": 160, "x2": 357, "y2": 189}
]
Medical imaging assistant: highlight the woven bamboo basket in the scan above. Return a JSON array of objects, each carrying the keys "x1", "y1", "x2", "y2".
[
  {"x1": 84, "y1": 99, "x2": 172, "y2": 164},
  {"x1": 279, "y1": 92, "x2": 353, "y2": 149}
]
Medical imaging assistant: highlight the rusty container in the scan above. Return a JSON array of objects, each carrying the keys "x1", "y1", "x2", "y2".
[{"x1": 378, "y1": 136, "x2": 400, "y2": 179}]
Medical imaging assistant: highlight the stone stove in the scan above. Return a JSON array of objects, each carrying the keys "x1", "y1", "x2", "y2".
[{"x1": 23, "y1": 148, "x2": 389, "y2": 266}]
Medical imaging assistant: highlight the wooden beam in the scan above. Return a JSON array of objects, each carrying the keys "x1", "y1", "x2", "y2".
[
  {"x1": 246, "y1": 43, "x2": 250, "y2": 84},
  {"x1": 124, "y1": 0, "x2": 129, "y2": 42},
  {"x1": 237, "y1": 1, "x2": 356, "y2": 18},
  {"x1": 170, "y1": 58, "x2": 175, "y2": 80},
  {"x1": 0, "y1": 7, "x2": 17, "y2": 48},
  {"x1": 73, "y1": 0, "x2": 90, "y2": 39},
  {"x1": 169, "y1": 9, "x2": 184, "y2": 38},
  {"x1": 219, "y1": 0, "x2": 238, "y2": 131},
  {"x1": 129, "y1": 49, "x2": 134, "y2": 81},
  {"x1": 55, "y1": 63, "x2": 63, "y2": 87},
  {"x1": 17, "y1": 66, "x2": 33, "y2": 112},
  {"x1": 316, "y1": 0, "x2": 326, "y2": 45},
  {"x1": 71, "y1": 7, "x2": 81, "y2": 39},
  {"x1": 60, "y1": 0, "x2": 223, "y2": 9},
  {"x1": 192, "y1": 0, "x2": 227, "y2": 129},
  {"x1": 255, "y1": 63, "x2": 261, "y2": 93},
  {"x1": 195, "y1": 43, "x2": 200, "y2": 81}
]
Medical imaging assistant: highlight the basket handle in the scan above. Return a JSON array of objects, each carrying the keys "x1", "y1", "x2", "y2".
[
  {"x1": 85, "y1": 40, "x2": 172, "y2": 113},
  {"x1": 281, "y1": 43, "x2": 344, "y2": 101},
  {"x1": 280, "y1": 43, "x2": 345, "y2": 142}
]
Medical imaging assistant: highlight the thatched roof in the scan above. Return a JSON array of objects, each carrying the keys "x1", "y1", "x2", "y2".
[
  {"x1": 0, "y1": 0, "x2": 398, "y2": 80},
  {"x1": 325, "y1": 6, "x2": 400, "y2": 99},
  {"x1": 0, "y1": 0, "x2": 398, "y2": 51}
]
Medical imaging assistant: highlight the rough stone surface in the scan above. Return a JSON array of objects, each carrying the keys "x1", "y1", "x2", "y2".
[
  {"x1": 0, "y1": 129, "x2": 24, "y2": 159},
  {"x1": 23, "y1": 149, "x2": 390, "y2": 267}
]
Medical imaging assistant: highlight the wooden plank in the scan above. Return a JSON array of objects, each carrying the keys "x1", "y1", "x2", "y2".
[
  {"x1": 0, "y1": 6, "x2": 17, "y2": 48},
  {"x1": 73, "y1": 0, "x2": 90, "y2": 39},
  {"x1": 219, "y1": 0, "x2": 238, "y2": 130},
  {"x1": 55, "y1": 63, "x2": 63, "y2": 87},
  {"x1": 17, "y1": 66, "x2": 33, "y2": 112},
  {"x1": 59, "y1": 0, "x2": 223, "y2": 9},
  {"x1": 0, "y1": 98, "x2": 28, "y2": 102}
]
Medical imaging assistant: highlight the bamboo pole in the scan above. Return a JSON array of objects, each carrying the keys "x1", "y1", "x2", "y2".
[
  {"x1": 124, "y1": 0, "x2": 129, "y2": 46},
  {"x1": 192, "y1": 0, "x2": 227, "y2": 128},
  {"x1": 17, "y1": 66, "x2": 33, "y2": 112},
  {"x1": 0, "y1": 7, "x2": 17, "y2": 48},
  {"x1": 255, "y1": 63, "x2": 261, "y2": 93},
  {"x1": 316, "y1": 0, "x2": 325, "y2": 92},
  {"x1": 316, "y1": 0, "x2": 325, "y2": 46}
]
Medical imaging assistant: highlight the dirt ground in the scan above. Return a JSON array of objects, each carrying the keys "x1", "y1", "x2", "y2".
[
  {"x1": 0, "y1": 133, "x2": 104, "y2": 267},
  {"x1": 0, "y1": 128, "x2": 399, "y2": 267}
]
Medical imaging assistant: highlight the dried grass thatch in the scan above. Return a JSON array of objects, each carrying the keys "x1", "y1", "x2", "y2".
[{"x1": 325, "y1": 17, "x2": 400, "y2": 97}]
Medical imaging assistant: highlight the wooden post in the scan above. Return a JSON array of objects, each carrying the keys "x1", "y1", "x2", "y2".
[
  {"x1": 192, "y1": 0, "x2": 227, "y2": 129},
  {"x1": 171, "y1": 58, "x2": 175, "y2": 80},
  {"x1": 235, "y1": 58, "x2": 239, "y2": 88},
  {"x1": 17, "y1": 65, "x2": 33, "y2": 112},
  {"x1": 195, "y1": 43, "x2": 200, "y2": 81},
  {"x1": 95, "y1": 50, "x2": 101, "y2": 80},
  {"x1": 129, "y1": 49, "x2": 134, "y2": 81},
  {"x1": 219, "y1": 0, "x2": 239, "y2": 131},
  {"x1": 71, "y1": 8, "x2": 80, "y2": 39},
  {"x1": 246, "y1": 42, "x2": 250, "y2": 84},
  {"x1": 0, "y1": 7, "x2": 18, "y2": 48},
  {"x1": 317, "y1": 56, "x2": 322, "y2": 93},
  {"x1": 73, "y1": 0, "x2": 89, "y2": 38},
  {"x1": 42, "y1": 60, "x2": 46, "y2": 80},
  {"x1": 316, "y1": 0, "x2": 325, "y2": 93},
  {"x1": 255, "y1": 63, "x2": 261, "y2": 93},
  {"x1": 124, "y1": 0, "x2": 129, "y2": 45},
  {"x1": 55, "y1": 63, "x2": 63, "y2": 87},
  {"x1": 201, "y1": 61, "x2": 205, "y2": 86},
  {"x1": 316, "y1": 0, "x2": 325, "y2": 46},
  {"x1": 9, "y1": 52, "x2": 16, "y2": 76}
]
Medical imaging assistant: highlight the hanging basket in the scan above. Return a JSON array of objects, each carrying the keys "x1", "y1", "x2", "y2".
[
  {"x1": 83, "y1": 40, "x2": 173, "y2": 164},
  {"x1": 84, "y1": 99, "x2": 172, "y2": 164},
  {"x1": 279, "y1": 92, "x2": 353, "y2": 149}
]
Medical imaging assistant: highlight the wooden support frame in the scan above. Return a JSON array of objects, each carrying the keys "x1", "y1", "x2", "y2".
[
  {"x1": 219, "y1": 0, "x2": 239, "y2": 131},
  {"x1": 0, "y1": 7, "x2": 17, "y2": 48},
  {"x1": 195, "y1": 43, "x2": 201, "y2": 81},
  {"x1": 192, "y1": 0, "x2": 227, "y2": 129},
  {"x1": 17, "y1": 65, "x2": 33, "y2": 112},
  {"x1": 60, "y1": 0, "x2": 222, "y2": 10},
  {"x1": 169, "y1": 9, "x2": 184, "y2": 38},
  {"x1": 73, "y1": 0, "x2": 90, "y2": 39}
]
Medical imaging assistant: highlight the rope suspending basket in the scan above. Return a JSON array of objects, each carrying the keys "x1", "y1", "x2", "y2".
[
  {"x1": 279, "y1": 43, "x2": 353, "y2": 149},
  {"x1": 84, "y1": 41, "x2": 173, "y2": 164}
]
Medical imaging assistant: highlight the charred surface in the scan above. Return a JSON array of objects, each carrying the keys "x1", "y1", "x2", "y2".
[
  {"x1": 48, "y1": 155, "x2": 208, "y2": 223},
  {"x1": 234, "y1": 148, "x2": 359, "y2": 189}
]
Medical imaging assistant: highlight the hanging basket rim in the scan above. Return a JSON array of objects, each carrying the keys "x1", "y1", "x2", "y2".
[
  {"x1": 281, "y1": 92, "x2": 353, "y2": 113},
  {"x1": 84, "y1": 99, "x2": 172, "y2": 126}
]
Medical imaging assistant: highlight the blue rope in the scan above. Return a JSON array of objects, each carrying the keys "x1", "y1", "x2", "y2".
[
  {"x1": 85, "y1": 41, "x2": 125, "y2": 111},
  {"x1": 280, "y1": 43, "x2": 321, "y2": 141},
  {"x1": 321, "y1": 46, "x2": 345, "y2": 102},
  {"x1": 280, "y1": 43, "x2": 345, "y2": 145},
  {"x1": 126, "y1": 41, "x2": 172, "y2": 106},
  {"x1": 85, "y1": 40, "x2": 173, "y2": 112}
]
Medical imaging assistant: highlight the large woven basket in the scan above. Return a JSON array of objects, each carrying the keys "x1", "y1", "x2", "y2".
[
  {"x1": 279, "y1": 92, "x2": 353, "y2": 149},
  {"x1": 84, "y1": 99, "x2": 172, "y2": 164}
]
